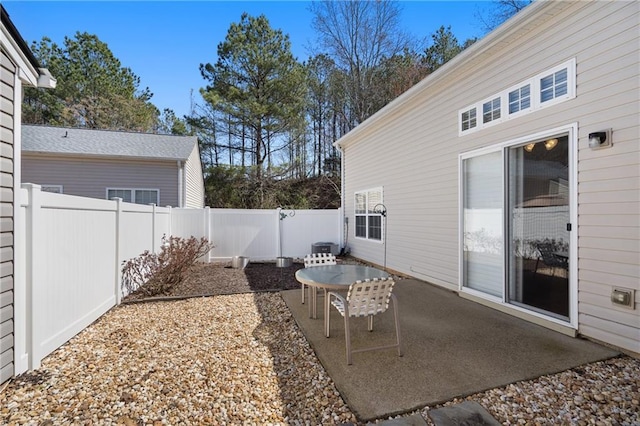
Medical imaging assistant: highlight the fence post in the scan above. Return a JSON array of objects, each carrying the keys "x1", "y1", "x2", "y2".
[
  {"x1": 166, "y1": 205, "x2": 172, "y2": 239},
  {"x1": 114, "y1": 198, "x2": 123, "y2": 305},
  {"x1": 23, "y1": 183, "x2": 42, "y2": 370},
  {"x1": 151, "y1": 203, "x2": 157, "y2": 254},
  {"x1": 204, "y1": 206, "x2": 211, "y2": 262}
]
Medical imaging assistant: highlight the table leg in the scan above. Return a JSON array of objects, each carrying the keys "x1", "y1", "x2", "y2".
[
  {"x1": 311, "y1": 286, "x2": 318, "y2": 319},
  {"x1": 324, "y1": 289, "x2": 330, "y2": 337}
]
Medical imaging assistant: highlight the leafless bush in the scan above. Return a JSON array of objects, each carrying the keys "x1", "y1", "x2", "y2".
[{"x1": 121, "y1": 235, "x2": 213, "y2": 297}]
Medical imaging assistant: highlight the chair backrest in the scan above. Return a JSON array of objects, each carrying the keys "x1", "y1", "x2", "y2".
[
  {"x1": 304, "y1": 253, "x2": 337, "y2": 267},
  {"x1": 347, "y1": 277, "x2": 395, "y2": 318},
  {"x1": 536, "y1": 243, "x2": 566, "y2": 267}
]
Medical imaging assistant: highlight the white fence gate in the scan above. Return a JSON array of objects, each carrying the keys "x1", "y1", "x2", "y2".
[{"x1": 15, "y1": 184, "x2": 341, "y2": 373}]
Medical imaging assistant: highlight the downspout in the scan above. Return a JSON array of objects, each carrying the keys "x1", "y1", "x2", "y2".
[
  {"x1": 177, "y1": 160, "x2": 184, "y2": 208},
  {"x1": 336, "y1": 142, "x2": 346, "y2": 253}
]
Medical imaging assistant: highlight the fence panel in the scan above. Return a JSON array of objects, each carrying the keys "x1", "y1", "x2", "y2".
[
  {"x1": 18, "y1": 185, "x2": 170, "y2": 371},
  {"x1": 16, "y1": 188, "x2": 341, "y2": 374},
  {"x1": 152, "y1": 207, "x2": 172, "y2": 251},
  {"x1": 210, "y1": 209, "x2": 279, "y2": 261},
  {"x1": 206, "y1": 208, "x2": 341, "y2": 261},
  {"x1": 22, "y1": 187, "x2": 119, "y2": 369},
  {"x1": 170, "y1": 208, "x2": 207, "y2": 240},
  {"x1": 119, "y1": 203, "x2": 171, "y2": 263},
  {"x1": 280, "y1": 209, "x2": 342, "y2": 257}
]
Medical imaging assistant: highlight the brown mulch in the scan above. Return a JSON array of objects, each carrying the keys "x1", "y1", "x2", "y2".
[{"x1": 123, "y1": 261, "x2": 306, "y2": 302}]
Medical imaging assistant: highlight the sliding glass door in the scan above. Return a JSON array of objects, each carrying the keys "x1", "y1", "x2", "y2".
[
  {"x1": 462, "y1": 151, "x2": 503, "y2": 298},
  {"x1": 462, "y1": 133, "x2": 571, "y2": 321},
  {"x1": 507, "y1": 136, "x2": 569, "y2": 319}
]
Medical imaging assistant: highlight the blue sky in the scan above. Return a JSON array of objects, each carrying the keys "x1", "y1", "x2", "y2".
[{"x1": 4, "y1": 1, "x2": 490, "y2": 119}]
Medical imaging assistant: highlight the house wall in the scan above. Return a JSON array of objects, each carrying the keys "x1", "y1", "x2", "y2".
[
  {"x1": 21, "y1": 155, "x2": 180, "y2": 207},
  {"x1": 339, "y1": 1, "x2": 639, "y2": 353},
  {"x1": 184, "y1": 143, "x2": 205, "y2": 208},
  {"x1": 0, "y1": 47, "x2": 16, "y2": 384}
]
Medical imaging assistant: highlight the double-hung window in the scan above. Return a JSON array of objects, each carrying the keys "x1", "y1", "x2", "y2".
[
  {"x1": 107, "y1": 188, "x2": 159, "y2": 205},
  {"x1": 354, "y1": 188, "x2": 383, "y2": 241}
]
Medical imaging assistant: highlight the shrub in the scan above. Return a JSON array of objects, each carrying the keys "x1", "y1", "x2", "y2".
[{"x1": 121, "y1": 235, "x2": 213, "y2": 297}]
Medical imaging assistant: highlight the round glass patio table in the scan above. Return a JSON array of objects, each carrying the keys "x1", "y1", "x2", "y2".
[{"x1": 295, "y1": 264, "x2": 390, "y2": 335}]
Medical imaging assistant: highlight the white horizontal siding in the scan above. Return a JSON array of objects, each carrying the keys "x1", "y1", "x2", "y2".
[
  {"x1": 0, "y1": 47, "x2": 15, "y2": 384},
  {"x1": 184, "y1": 144, "x2": 204, "y2": 208},
  {"x1": 341, "y1": 1, "x2": 639, "y2": 353},
  {"x1": 22, "y1": 156, "x2": 180, "y2": 207}
]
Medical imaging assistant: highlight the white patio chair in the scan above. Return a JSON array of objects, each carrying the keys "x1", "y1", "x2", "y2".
[
  {"x1": 327, "y1": 277, "x2": 402, "y2": 365},
  {"x1": 301, "y1": 253, "x2": 337, "y2": 304}
]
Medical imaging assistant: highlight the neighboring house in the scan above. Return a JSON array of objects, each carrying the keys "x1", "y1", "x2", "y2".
[
  {"x1": 336, "y1": 2, "x2": 639, "y2": 355},
  {"x1": 1, "y1": 6, "x2": 56, "y2": 383},
  {"x1": 22, "y1": 125, "x2": 205, "y2": 208}
]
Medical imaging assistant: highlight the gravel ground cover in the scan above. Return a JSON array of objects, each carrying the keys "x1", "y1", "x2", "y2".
[{"x1": 2, "y1": 261, "x2": 638, "y2": 425}]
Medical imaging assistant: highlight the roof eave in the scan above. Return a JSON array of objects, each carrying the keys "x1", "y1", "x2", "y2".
[
  {"x1": 1, "y1": 5, "x2": 56, "y2": 88},
  {"x1": 22, "y1": 151, "x2": 188, "y2": 162},
  {"x1": 334, "y1": 0, "x2": 565, "y2": 150}
]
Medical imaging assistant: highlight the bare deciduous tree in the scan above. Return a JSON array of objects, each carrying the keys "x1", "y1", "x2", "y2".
[
  {"x1": 310, "y1": 0, "x2": 411, "y2": 127},
  {"x1": 477, "y1": 0, "x2": 533, "y2": 33}
]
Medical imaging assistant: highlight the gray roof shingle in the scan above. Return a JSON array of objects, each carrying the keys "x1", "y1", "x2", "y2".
[{"x1": 22, "y1": 125, "x2": 198, "y2": 161}]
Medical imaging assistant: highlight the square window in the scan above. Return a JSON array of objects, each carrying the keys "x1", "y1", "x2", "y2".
[
  {"x1": 461, "y1": 108, "x2": 477, "y2": 131},
  {"x1": 108, "y1": 188, "x2": 159, "y2": 205},
  {"x1": 509, "y1": 85, "x2": 530, "y2": 114},
  {"x1": 541, "y1": 68, "x2": 568, "y2": 103},
  {"x1": 108, "y1": 189, "x2": 132, "y2": 202},
  {"x1": 135, "y1": 190, "x2": 159, "y2": 205},
  {"x1": 483, "y1": 97, "x2": 501, "y2": 123}
]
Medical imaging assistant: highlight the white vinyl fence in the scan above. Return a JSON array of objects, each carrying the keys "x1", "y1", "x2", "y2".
[{"x1": 15, "y1": 184, "x2": 340, "y2": 373}]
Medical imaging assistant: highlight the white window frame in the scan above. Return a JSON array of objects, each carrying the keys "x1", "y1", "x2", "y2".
[
  {"x1": 537, "y1": 60, "x2": 574, "y2": 107},
  {"x1": 507, "y1": 83, "x2": 531, "y2": 117},
  {"x1": 459, "y1": 58, "x2": 576, "y2": 136},
  {"x1": 41, "y1": 185, "x2": 63, "y2": 194},
  {"x1": 354, "y1": 187, "x2": 384, "y2": 242},
  {"x1": 106, "y1": 188, "x2": 160, "y2": 205},
  {"x1": 482, "y1": 96, "x2": 501, "y2": 124},
  {"x1": 461, "y1": 107, "x2": 477, "y2": 132}
]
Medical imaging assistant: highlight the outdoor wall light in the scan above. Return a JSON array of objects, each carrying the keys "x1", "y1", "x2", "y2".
[{"x1": 588, "y1": 129, "x2": 612, "y2": 149}]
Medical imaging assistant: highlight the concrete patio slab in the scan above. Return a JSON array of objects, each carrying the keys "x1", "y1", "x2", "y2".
[{"x1": 281, "y1": 278, "x2": 619, "y2": 422}]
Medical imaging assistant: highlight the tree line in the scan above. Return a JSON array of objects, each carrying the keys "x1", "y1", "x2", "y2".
[{"x1": 22, "y1": 0, "x2": 530, "y2": 208}]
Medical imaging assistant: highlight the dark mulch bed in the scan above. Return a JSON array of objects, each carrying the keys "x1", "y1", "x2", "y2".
[{"x1": 122, "y1": 261, "x2": 306, "y2": 302}]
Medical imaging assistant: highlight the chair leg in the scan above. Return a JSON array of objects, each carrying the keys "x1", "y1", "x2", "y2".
[
  {"x1": 344, "y1": 314, "x2": 352, "y2": 365},
  {"x1": 325, "y1": 292, "x2": 331, "y2": 338},
  {"x1": 391, "y1": 294, "x2": 402, "y2": 357},
  {"x1": 367, "y1": 315, "x2": 374, "y2": 331}
]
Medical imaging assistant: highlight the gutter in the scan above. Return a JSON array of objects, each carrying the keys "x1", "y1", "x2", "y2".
[
  {"x1": 177, "y1": 160, "x2": 184, "y2": 208},
  {"x1": 336, "y1": 143, "x2": 346, "y2": 253},
  {"x1": 1, "y1": 5, "x2": 56, "y2": 89}
]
